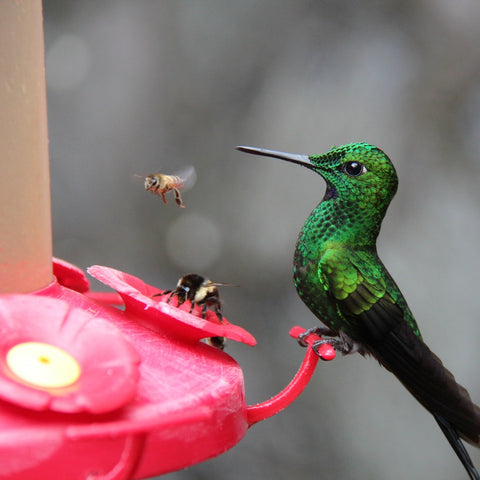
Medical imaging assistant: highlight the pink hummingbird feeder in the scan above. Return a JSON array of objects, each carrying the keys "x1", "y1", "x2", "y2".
[
  {"x1": 0, "y1": 258, "x2": 335, "y2": 480},
  {"x1": 0, "y1": 3, "x2": 335, "y2": 479}
]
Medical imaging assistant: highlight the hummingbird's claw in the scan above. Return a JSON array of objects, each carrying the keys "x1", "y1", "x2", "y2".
[
  {"x1": 297, "y1": 326, "x2": 337, "y2": 347},
  {"x1": 312, "y1": 337, "x2": 352, "y2": 356}
]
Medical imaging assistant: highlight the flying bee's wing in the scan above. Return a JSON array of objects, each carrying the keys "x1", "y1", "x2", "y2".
[{"x1": 173, "y1": 165, "x2": 196, "y2": 191}]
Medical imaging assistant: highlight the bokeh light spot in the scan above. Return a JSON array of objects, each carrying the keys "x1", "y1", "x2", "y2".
[{"x1": 166, "y1": 213, "x2": 222, "y2": 271}]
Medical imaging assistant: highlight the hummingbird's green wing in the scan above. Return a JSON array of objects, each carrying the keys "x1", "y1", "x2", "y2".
[
  {"x1": 319, "y1": 248, "x2": 411, "y2": 343},
  {"x1": 320, "y1": 248, "x2": 480, "y2": 448}
]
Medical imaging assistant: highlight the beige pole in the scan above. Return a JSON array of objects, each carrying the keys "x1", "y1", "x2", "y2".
[{"x1": 0, "y1": 1, "x2": 53, "y2": 292}]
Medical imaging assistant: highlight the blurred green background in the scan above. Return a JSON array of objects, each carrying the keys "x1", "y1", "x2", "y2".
[{"x1": 44, "y1": 1, "x2": 480, "y2": 479}]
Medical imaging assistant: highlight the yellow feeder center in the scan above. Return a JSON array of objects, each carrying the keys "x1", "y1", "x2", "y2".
[{"x1": 6, "y1": 342, "x2": 81, "y2": 389}]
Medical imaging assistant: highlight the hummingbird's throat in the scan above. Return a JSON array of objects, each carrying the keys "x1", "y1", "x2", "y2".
[{"x1": 323, "y1": 185, "x2": 338, "y2": 201}]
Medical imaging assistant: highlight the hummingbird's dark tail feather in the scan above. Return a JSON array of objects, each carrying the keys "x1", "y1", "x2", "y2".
[
  {"x1": 434, "y1": 413, "x2": 480, "y2": 480},
  {"x1": 368, "y1": 320, "x2": 480, "y2": 477}
]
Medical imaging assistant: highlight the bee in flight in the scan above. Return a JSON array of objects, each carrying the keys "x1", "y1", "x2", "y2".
[
  {"x1": 155, "y1": 273, "x2": 232, "y2": 349},
  {"x1": 137, "y1": 166, "x2": 196, "y2": 208}
]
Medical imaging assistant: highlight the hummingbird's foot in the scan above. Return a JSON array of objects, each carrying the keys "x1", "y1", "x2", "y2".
[
  {"x1": 312, "y1": 336, "x2": 353, "y2": 356},
  {"x1": 297, "y1": 326, "x2": 337, "y2": 347}
]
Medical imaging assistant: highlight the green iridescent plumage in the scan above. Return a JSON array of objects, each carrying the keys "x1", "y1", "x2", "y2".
[
  {"x1": 293, "y1": 143, "x2": 421, "y2": 341},
  {"x1": 237, "y1": 142, "x2": 480, "y2": 480}
]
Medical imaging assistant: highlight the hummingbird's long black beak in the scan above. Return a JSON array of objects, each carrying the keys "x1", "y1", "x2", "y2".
[{"x1": 236, "y1": 146, "x2": 314, "y2": 170}]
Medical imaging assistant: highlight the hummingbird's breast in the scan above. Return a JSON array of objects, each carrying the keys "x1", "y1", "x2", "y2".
[
  {"x1": 292, "y1": 199, "x2": 352, "y2": 333},
  {"x1": 293, "y1": 238, "x2": 342, "y2": 333}
]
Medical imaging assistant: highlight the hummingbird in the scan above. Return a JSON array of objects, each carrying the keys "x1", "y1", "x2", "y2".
[{"x1": 237, "y1": 143, "x2": 480, "y2": 479}]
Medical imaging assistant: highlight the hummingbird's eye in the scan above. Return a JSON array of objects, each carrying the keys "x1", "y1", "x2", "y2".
[{"x1": 343, "y1": 161, "x2": 366, "y2": 177}]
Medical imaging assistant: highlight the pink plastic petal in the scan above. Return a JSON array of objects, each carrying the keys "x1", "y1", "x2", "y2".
[
  {"x1": 88, "y1": 265, "x2": 256, "y2": 346},
  {"x1": 52, "y1": 257, "x2": 90, "y2": 293}
]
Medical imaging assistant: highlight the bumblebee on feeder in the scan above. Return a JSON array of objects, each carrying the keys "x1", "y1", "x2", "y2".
[{"x1": 155, "y1": 273, "x2": 235, "y2": 350}]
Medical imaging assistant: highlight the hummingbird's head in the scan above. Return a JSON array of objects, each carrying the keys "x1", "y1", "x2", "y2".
[
  {"x1": 309, "y1": 143, "x2": 398, "y2": 208},
  {"x1": 236, "y1": 142, "x2": 398, "y2": 213}
]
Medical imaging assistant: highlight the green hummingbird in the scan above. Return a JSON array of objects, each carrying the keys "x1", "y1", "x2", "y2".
[{"x1": 237, "y1": 142, "x2": 480, "y2": 479}]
